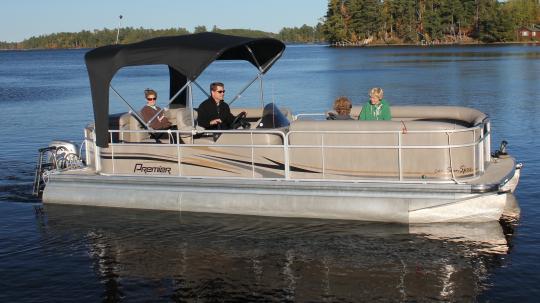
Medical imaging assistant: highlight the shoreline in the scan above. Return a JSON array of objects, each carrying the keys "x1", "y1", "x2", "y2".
[
  {"x1": 1, "y1": 41, "x2": 538, "y2": 51},
  {"x1": 330, "y1": 41, "x2": 539, "y2": 48}
]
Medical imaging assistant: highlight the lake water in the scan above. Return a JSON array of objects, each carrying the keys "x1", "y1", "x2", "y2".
[{"x1": 1, "y1": 44, "x2": 539, "y2": 302}]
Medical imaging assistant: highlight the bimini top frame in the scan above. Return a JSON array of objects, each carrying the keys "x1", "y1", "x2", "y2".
[{"x1": 85, "y1": 32, "x2": 285, "y2": 147}]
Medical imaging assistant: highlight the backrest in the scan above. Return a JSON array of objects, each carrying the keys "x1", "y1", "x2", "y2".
[
  {"x1": 118, "y1": 112, "x2": 149, "y2": 142},
  {"x1": 217, "y1": 130, "x2": 285, "y2": 146},
  {"x1": 348, "y1": 105, "x2": 486, "y2": 125},
  {"x1": 117, "y1": 108, "x2": 182, "y2": 143},
  {"x1": 390, "y1": 106, "x2": 486, "y2": 125},
  {"x1": 176, "y1": 105, "x2": 292, "y2": 129},
  {"x1": 176, "y1": 107, "x2": 197, "y2": 130}
]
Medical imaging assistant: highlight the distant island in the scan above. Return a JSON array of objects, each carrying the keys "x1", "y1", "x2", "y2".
[
  {"x1": 0, "y1": 25, "x2": 325, "y2": 50},
  {"x1": 1, "y1": 0, "x2": 538, "y2": 50}
]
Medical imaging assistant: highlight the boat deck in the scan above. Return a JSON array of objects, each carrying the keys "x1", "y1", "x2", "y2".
[{"x1": 469, "y1": 156, "x2": 516, "y2": 187}]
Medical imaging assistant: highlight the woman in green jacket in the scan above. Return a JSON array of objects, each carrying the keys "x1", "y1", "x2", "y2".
[{"x1": 359, "y1": 87, "x2": 392, "y2": 120}]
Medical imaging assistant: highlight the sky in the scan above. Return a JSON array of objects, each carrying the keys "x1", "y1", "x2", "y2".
[{"x1": 1, "y1": 0, "x2": 328, "y2": 42}]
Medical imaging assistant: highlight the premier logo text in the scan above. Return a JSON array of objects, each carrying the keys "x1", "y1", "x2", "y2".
[{"x1": 133, "y1": 163, "x2": 172, "y2": 174}]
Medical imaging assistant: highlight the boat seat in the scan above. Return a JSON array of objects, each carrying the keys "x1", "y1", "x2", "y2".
[
  {"x1": 174, "y1": 106, "x2": 291, "y2": 145},
  {"x1": 389, "y1": 106, "x2": 486, "y2": 125},
  {"x1": 176, "y1": 107, "x2": 263, "y2": 144},
  {"x1": 343, "y1": 106, "x2": 486, "y2": 125},
  {"x1": 215, "y1": 130, "x2": 285, "y2": 146},
  {"x1": 118, "y1": 109, "x2": 179, "y2": 143},
  {"x1": 214, "y1": 107, "x2": 284, "y2": 145},
  {"x1": 118, "y1": 112, "x2": 151, "y2": 142},
  {"x1": 287, "y1": 119, "x2": 479, "y2": 180},
  {"x1": 175, "y1": 107, "x2": 200, "y2": 144}
]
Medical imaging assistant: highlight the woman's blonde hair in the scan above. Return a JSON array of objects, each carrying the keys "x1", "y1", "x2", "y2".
[
  {"x1": 333, "y1": 96, "x2": 352, "y2": 115},
  {"x1": 369, "y1": 87, "x2": 384, "y2": 99}
]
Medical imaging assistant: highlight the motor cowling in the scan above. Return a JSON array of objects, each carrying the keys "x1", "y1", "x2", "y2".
[{"x1": 47, "y1": 140, "x2": 81, "y2": 169}]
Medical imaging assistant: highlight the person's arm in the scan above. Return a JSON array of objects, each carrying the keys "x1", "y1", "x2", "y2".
[
  {"x1": 158, "y1": 110, "x2": 172, "y2": 128},
  {"x1": 197, "y1": 102, "x2": 211, "y2": 129},
  {"x1": 359, "y1": 103, "x2": 367, "y2": 120},
  {"x1": 222, "y1": 103, "x2": 235, "y2": 127}
]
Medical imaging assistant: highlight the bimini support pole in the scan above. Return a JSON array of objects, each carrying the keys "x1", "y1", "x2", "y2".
[
  {"x1": 188, "y1": 83, "x2": 195, "y2": 127},
  {"x1": 245, "y1": 45, "x2": 263, "y2": 73},
  {"x1": 246, "y1": 45, "x2": 265, "y2": 107},
  {"x1": 228, "y1": 73, "x2": 262, "y2": 106},
  {"x1": 192, "y1": 80, "x2": 210, "y2": 98},
  {"x1": 146, "y1": 80, "x2": 192, "y2": 126},
  {"x1": 110, "y1": 85, "x2": 152, "y2": 129}
]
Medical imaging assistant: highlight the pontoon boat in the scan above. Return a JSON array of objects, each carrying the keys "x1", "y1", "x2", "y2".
[{"x1": 34, "y1": 33, "x2": 522, "y2": 223}]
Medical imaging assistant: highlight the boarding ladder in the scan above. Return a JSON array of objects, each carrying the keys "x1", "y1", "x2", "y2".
[{"x1": 32, "y1": 147, "x2": 57, "y2": 196}]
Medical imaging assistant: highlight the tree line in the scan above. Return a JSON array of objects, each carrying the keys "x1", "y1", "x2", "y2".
[
  {"x1": 1, "y1": 1, "x2": 538, "y2": 49},
  {"x1": 322, "y1": 0, "x2": 540, "y2": 44},
  {"x1": 0, "y1": 25, "x2": 325, "y2": 50}
]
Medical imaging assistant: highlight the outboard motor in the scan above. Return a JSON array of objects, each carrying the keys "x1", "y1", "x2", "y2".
[
  {"x1": 47, "y1": 140, "x2": 81, "y2": 168},
  {"x1": 33, "y1": 140, "x2": 83, "y2": 196}
]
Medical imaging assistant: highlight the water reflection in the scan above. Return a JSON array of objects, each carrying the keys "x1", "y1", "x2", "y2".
[{"x1": 42, "y1": 204, "x2": 517, "y2": 302}]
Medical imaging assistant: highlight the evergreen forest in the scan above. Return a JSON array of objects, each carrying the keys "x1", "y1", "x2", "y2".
[{"x1": 323, "y1": 0, "x2": 540, "y2": 44}]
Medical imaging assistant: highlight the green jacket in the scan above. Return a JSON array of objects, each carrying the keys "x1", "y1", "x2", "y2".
[{"x1": 359, "y1": 99, "x2": 391, "y2": 121}]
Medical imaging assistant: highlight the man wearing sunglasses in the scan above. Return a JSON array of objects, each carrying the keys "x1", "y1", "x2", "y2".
[{"x1": 197, "y1": 82, "x2": 237, "y2": 130}]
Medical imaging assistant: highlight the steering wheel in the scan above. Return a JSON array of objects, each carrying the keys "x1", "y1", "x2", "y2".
[{"x1": 230, "y1": 111, "x2": 251, "y2": 129}]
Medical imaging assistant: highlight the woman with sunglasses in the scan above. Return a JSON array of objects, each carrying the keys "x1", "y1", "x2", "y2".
[
  {"x1": 140, "y1": 88, "x2": 178, "y2": 143},
  {"x1": 141, "y1": 89, "x2": 173, "y2": 129}
]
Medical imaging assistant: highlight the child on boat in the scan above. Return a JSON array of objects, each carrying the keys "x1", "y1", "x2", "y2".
[{"x1": 359, "y1": 87, "x2": 392, "y2": 120}]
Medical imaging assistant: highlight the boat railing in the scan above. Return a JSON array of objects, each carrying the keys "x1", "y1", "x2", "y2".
[
  {"x1": 285, "y1": 125, "x2": 488, "y2": 181},
  {"x1": 106, "y1": 128, "x2": 288, "y2": 178},
  {"x1": 102, "y1": 122, "x2": 489, "y2": 182}
]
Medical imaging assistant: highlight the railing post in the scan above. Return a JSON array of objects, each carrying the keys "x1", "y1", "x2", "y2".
[
  {"x1": 478, "y1": 127, "x2": 484, "y2": 174},
  {"x1": 251, "y1": 132, "x2": 255, "y2": 178},
  {"x1": 110, "y1": 132, "x2": 115, "y2": 174},
  {"x1": 84, "y1": 129, "x2": 92, "y2": 167},
  {"x1": 473, "y1": 129, "x2": 477, "y2": 177},
  {"x1": 321, "y1": 133, "x2": 325, "y2": 178},
  {"x1": 398, "y1": 132, "x2": 403, "y2": 181},
  {"x1": 94, "y1": 131, "x2": 101, "y2": 173},
  {"x1": 284, "y1": 132, "x2": 290, "y2": 179},
  {"x1": 177, "y1": 130, "x2": 182, "y2": 176}
]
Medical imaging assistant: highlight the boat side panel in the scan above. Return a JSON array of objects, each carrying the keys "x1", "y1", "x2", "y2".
[{"x1": 98, "y1": 141, "x2": 286, "y2": 178}]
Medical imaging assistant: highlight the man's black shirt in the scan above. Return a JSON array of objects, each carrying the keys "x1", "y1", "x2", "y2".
[{"x1": 197, "y1": 97, "x2": 235, "y2": 130}]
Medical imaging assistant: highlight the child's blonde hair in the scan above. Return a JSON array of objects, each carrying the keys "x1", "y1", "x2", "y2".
[{"x1": 369, "y1": 87, "x2": 384, "y2": 99}]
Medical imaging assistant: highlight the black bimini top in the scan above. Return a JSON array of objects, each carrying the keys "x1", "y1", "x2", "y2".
[{"x1": 84, "y1": 32, "x2": 285, "y2": 147}]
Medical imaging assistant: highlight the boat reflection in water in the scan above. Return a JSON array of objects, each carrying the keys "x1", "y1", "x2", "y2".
[{"x1": 43, "y1": 200, "x2": 519, "y2": 301}]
